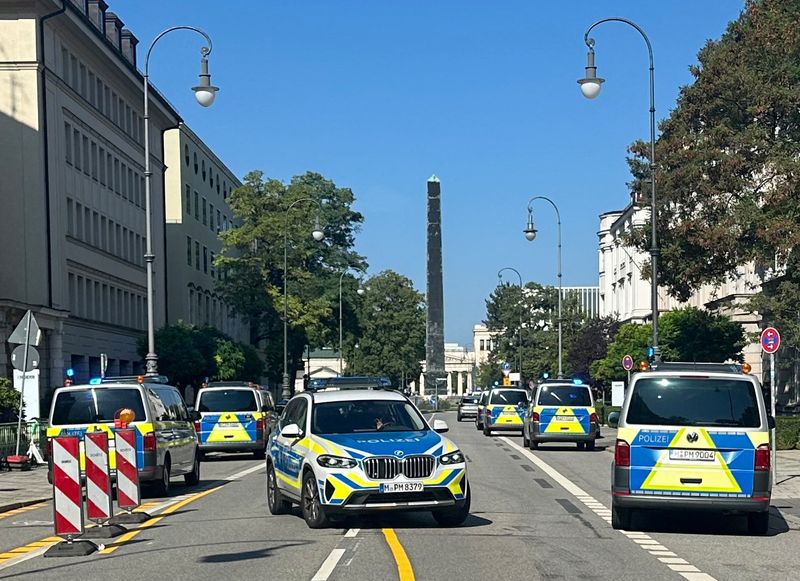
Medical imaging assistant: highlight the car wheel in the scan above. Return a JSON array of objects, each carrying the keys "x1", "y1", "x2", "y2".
[
  {"x1": 153, "y1": 458, "x2": 171, "y2": 497},
  {"x1": 475, "y1": 420, "x2": 482, "y2": 430},
  {"x1": 747, "y1": 511, "x2": 770, "y2": 535},
  {"x1": 253, "y1": 447, "x2": 266, "y2": 460},
  {"x1": 577, "y1": 442, "x2": 586, "y2": 450},
  {"x1": 184, "y1": 453, "x2": 200, "y2": 486},
  {"x1": 457, "y1": 413, "x2": 462, "y2": 422},
  {"x1": 433, "y1": 482, "x2": 471, "y2": 526},
  {"x1": 529, "y1": 439, "x2": 538, "y2": 450},
  {"x1": 483, "y1": 425, "x2": 491, "y2": 436},
  {"x1": 301, "y1": 471, "x2": 329, "y2": 529},
  {"x1": 586, "y1": 440, "x2": 596, "y2": 451},
  {"x1": 522, "y1": 429, "x2": 530, "y2": 448},
  {"x1": 266, "y1": 462, "x2": 291, "y2": 515},
  {"x1": 611, "y1": 501, "x2": 632, "y2": 530}
]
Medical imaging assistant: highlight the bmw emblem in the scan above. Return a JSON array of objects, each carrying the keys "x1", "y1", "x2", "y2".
[
  {"x1": 394, "y1": 450, "x2": 405, "y2": 458},
  {"x1": 687, "y1": 432, "x2": 699, "y2": 443}
]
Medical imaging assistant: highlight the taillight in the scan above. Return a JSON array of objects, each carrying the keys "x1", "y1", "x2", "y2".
[
  {"x1": 47, "y1": 438, "x2": 53, "y2": 459},
  {"x1": 755, "y1": 444, "x2": 770, "y2": 471},
  {"x1": 615, "y1": 439, "x2": 630, "y2": 467},
  {"x1": 143, "y1": 431, "x2": 156, "y2": 452},
  {"x1": 193, "y1": 421, "x2": 201, "y2": 433},
  {"x1": 590, "y1": 412, "x2": 598, "y2": 424},
  {"x1": 256, "y1": 418, "x2": 265, "y2": 432},
  {"x1": 531, "y1": 412, "x2": 540, "y2": 422}
]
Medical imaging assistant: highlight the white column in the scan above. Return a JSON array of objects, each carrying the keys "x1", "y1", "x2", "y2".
[
  {"x1": 419, "y1": 373, "x2": 426, "y2": 396},
  {"x1": 446, "y1": 372, "x2": 453, "y2": 396},
  {"x1": 457, "y1": 372, "x2": 464, "y2": 395}
]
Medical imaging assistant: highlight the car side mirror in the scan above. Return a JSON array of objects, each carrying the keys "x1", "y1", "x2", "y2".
[
  {"x1": 263, "y1": 405, "x2": 274, "y2": 413},
  {"x1": 188, "y1": 410, "x2": 201, "y2": 422},
  {"x1": 607, "y1": 411, "x2": 620, "y2": 429},
  {"x1": 767, "y1": 415, "x2": 776, "y2": 430},
  {"x1": 280, "y1": 423, "x2": 302, "y2": 439},
  {"x1": 432, "y1": 419, "x2": 449, "y2": 433}
]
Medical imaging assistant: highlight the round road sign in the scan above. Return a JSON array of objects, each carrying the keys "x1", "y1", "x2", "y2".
[
  {"x1": 10, "y1": 345, "x2": 40, "y2": 372},
  {"x1": 761, "y1": 327, "x2": 781, "y2": 354},
  {"x1": 622, "y1": 354, "x2": 634, "y2": 371}
]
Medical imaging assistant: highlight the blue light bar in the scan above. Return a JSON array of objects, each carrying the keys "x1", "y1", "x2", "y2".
[
  {"x1": 572, "y1": 378, "x2": 583, "y2": 385},
  {"x1": 66, "y1": 368, "x2": 75, "y2": 378},
  {"x1": 89, "y1": 377, "x2": 102, "y2": 385}
]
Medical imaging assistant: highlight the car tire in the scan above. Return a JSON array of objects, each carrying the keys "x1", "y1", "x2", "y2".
[
  {"x1": 475, "y1": 420, "x2": 482, "y2": 431},
  {"x1": 586, "y1": 440, "x2": 596, "y2": 451},
  {"x1": 457, "y1": 413, "x2": 462, "y2": 422},
  {"x1": 433, "y1": 482, "x2": 471, "y2": 527},
  {"x1": 483, "y1": 425, "x2": 491, "y2": 436},
  {"x1": 153, "y1": 458, "x2": 171, "y2": 497},
  {"x1": 184, "y1": 453, "x2": 200, "y2": 486},
  {"x1": 301, "y1": 470, "x2": 330, "y2": 529},
  {"x1": 611, "y1": 502, "x2": 632, "y2": 530},
  {"x1": 529, "y1": 439, "x2": 538, "y2": 450},
  {"x1": 522, "y1": 429, "x2": 530, "y2": 448},
  {"x1": 266, "y1": 462, "x2": 291, "y2": 515},
  {"x1": 577, "y1": 442, "x2": 586, "y2": 450},
  {"x1": 254, "y1": 447, "x2": 266, "y2": 460},
  {"x1": 747, "y1": 511, "x2": 770, "y2": 535}
]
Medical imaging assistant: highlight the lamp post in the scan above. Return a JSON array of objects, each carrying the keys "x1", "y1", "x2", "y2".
[
  {"x1": 523, "y1": 196, "x2": 563, "y2": 378},
  {"x1": 282, "y1": 198, "x2": 325, "y2": 400},
  {"x1": 498, "y1": 267, "x2": 524, "y2": 382},
  {"x1": 338, "y1": 270, "x2": 365, "y2": 376},
  {"x1": 578, "y1": 17, "x2": 660, "y2": 360},
  {"x1": 142, "y1": 26, "x2": 218, "y2": 375}
]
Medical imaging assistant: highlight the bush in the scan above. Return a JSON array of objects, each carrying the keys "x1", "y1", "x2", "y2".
[
  {"x1": 776, "y1": 417, "x2": 800, "y2": 450},
  {"x1": 595, "y1": 401, "x2": 621, "y2": 426}
]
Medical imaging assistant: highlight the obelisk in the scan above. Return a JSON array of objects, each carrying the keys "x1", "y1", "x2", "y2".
[{"x1": 425, "y1": 175, "x2": 446, "y2": 406}]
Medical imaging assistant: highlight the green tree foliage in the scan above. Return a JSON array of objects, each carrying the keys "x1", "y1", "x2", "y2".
[
  {"x1": 659, "y1": 307, "x2": 746, "y2": 362},
  {"x1": 0, "y1": 377, "x2": 21, "y2": 422},
  {"x1": 567, "y1": 316, "x2": 620, "y2": 386},
  {"x1": 217, "y1": 171, "x2": 366, "y2": 386},
  {"x1": 347, "y1": 271, "x2": 425, "y2": 388},
  {"x1": 626, "y1": 0, "x2": 800, "y2": 301},
  {"x1": 591, "y1": 323, "x2": 653, "y2": 385}
]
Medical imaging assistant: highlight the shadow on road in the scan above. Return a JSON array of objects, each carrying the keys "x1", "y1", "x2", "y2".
[
  {"x1": 630, "y1": 505, "x2": 794, "y2": 537},
  {"x1": 199, "y1": 542, "x2": 310, "y2": 563},
  {"x1": 339, "y1": 511, "x2": 493, "y2": 530}
]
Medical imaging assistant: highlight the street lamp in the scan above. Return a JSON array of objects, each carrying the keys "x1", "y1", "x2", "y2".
[
  {"x1": 579, "y1": 17, "x2": 660, "y2": 360},
  {"x1": 523, "y1": 196, "x2": 563, "y2": 378},
  {"x1": 338, "y1": 269, "x2": 365, "y2": 376},
  {"x1": 282, "y1": 198, "x2": 325, "y2": 399},
  {"x1": 142, "y1": 26, "x2": 218, "y2": 375},
  {"x1": 498, "y1": 267, "x2": 524, "y2": 382}
]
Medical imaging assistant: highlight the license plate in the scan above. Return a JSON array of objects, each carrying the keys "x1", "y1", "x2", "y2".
[
  {"x1": 379, "y1": 482, "x2": 424, "y2": 493},
  {"x1": 669, "y1": 449, "x2": 716, "y2": 462},
  {"x1": 555, "y1": 415, "x2": 575, "y2": 422},
  {"x1": 502, "y1": 411, "x2": 517, "y2": 416},
  {"x1": 217, "y1": 422, "x2": 239, "y2": 428}
]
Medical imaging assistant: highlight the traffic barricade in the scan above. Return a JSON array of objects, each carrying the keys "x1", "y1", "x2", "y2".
[
  {"x1": 44, "y1": 436, "x2": 96, "y2": 556},
  {"x1": 110, "y1": 427, "x2": 150, "y2": 524},
  {"x1": 80, "y1": 431, "x2": 125, "y2": 538}
]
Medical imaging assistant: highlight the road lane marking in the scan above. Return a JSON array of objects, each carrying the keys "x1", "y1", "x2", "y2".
[
  {"x1": 0, "y1": 502, "x2": 49, "y2": 521},
  {"x1": 225, "y1": 463, "x2": 265, "y2": 481},
  {"x1": 344, "y1": 528, "x2": 360, "y2": 538},
  {"x1": 311, "y1": 548, "x2": 346, "y2": 581},
  {"x1": 500, "y1": 436, "x2": 719, "y2": 581},
  {"x1": 382, "y1": 528, "x2": 415, "y2": 581}
]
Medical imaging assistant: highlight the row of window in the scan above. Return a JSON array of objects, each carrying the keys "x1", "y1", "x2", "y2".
[
  {"x1": 188, "y1": 286, "x2": 229, "y2": 330},
  {"x1": 66, "y1": 198, "x2": 144, "y2": 268},
  {"x1": 60, "y1": 43, "x2": 143, "y2": 145},
  {"x1": 184, "y1": 185, "x2": 231, "y2": 233},
  {"x1": 185, "y1": 236, "x2": 226, "y2": 281},
  {"x1": 479, "y1": 339, "x2": 496, "y2": 351},
  {"x1": 184, "y1": 145, "x2": 231, "y2": 200},
  {"x1": 68, "y1": 272, "x2": 145, "y2": 330},
  {"x1": 65, "y1": 120, "x2": 145, "y2": 210}
]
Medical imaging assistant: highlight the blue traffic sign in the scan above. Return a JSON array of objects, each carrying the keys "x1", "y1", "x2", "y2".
[
  {"x1": 761, "y1": 327, "x2": 781, "y2": 354},
  {"x1": 502, "y1": 362, "x2": 511, "y2": 371}
]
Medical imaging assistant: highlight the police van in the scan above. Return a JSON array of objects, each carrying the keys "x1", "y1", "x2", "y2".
[
  {"x1": 523, "y1": 379, "x2": 598, "y2": 450},
  {"x1": 612, "y1": 362, "x2": 773, "y2": 534},
  {"x1": 47, "y1": 376, "x2": 200, "y2": 495},
  {"x1": 481, "y1": 388, "x2": 528, "y2": 436},
  {"x1": 195, "y1": 383, "x2": 269, "y2": 459}
]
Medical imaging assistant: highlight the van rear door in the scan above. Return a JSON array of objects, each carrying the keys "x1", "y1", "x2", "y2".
[
  {"x1": 197, "y1": 389, "x2": 261, "y2": 444},
  {"x1": 535, "y1": 384, "x2": 593, "y2": 434}
]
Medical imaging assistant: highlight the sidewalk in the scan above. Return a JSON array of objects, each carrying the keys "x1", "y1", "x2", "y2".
[{"x1": 0, "y1": 465, "x2": 50, "y2": 513}]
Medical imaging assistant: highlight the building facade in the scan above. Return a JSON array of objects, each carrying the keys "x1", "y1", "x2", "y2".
[
  {"x1": 561, "y1": 286, "x2": 600, "y2": 319},
  {"x1": 163, "y1": 124, "x2": 246, "y2": 342},
  {"x1": 417, "y1": 343, "x2": 476, "y2": 397},
  {"x1": 472, "y1": 324, "x2": 497, "y2": 366},
  {"x1": 0, "y1": 0, "x2": 180, "y2": 411}
]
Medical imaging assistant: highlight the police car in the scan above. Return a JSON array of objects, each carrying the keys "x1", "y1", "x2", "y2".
[
  {"x1": 523, "y1": 379, "x2": 598, "y2": 450},
  {"x1": 481, "y1": 387, "x2": 528, "y2": 436},
  {"x1": 612, "y1": 362, "x2": 773, "y2": 534},
  {"x1": 195, "y1": 383, "x2": 269, "y2": 459},
  {"x1": 266, "y1": 389, "x2": 470, "y2": 528}
]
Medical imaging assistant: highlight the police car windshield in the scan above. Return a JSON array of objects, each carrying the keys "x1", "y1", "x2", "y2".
[
  {"x1": 490, "y1": 391, "x2": 528, "y2": 405},
  {"x1": 312, "y1": 400, "x2": 428, "y2": 434},
  {"x1": 537, "y1": 385, "x2": 592, "y2": 407},
  {"x1": 627, "y1": 377, "x2": 760, "y2": 427},
  {"x1": 198, "y1": 390, "x2": 258, "y2": 413},
  {"x1": 52, "y1": 388, "x2": 146, "y2": 425}
]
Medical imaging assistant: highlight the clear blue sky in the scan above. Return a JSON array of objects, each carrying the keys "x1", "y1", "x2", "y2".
[{"x1": 117, "y1": 0, "x2": 743, "y2": 346}]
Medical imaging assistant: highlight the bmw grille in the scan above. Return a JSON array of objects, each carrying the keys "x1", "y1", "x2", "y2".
[{"x1": 363, "y1": 455, "x2": 435, "y2": 480}]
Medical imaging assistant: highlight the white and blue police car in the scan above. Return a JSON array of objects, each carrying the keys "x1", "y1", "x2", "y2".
[{"x1": 266, "y1": 389, "x2": 470, "y2": 528}]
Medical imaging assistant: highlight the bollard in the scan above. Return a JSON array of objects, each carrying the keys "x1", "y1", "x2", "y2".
[
  {"x1": 44, "y1": 436, "x2": 96, "y2": 557},
  {"x1": 80, "y1": 431, "x2": 125, "y2": 539},
  {"x1": 109, "y1": 428, "x2": 150, "y2": 525}
]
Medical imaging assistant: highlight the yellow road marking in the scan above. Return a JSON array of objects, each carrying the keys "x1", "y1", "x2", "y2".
[
  {"x1": 0, "y1": 502, "x2": 49, "y2": 521},
  {"x1": 0, "y1": 536, "x2": 61, "y2": 564},
  {"x1": 99, "y1": 485, "x2": 223, "y2": 554},
  {"x1": 382, "y1": 528, "x2": 415, "y2": 581}
]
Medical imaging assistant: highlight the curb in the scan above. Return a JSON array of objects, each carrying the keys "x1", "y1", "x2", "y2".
[{"x1": 0, "y1": 498, "x2": 50, "y2": 515}]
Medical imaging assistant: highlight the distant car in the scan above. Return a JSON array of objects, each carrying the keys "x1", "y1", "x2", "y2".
[
  {"x1": 482, "y1": 388, "x2": 528, "y2": 436},
  {"x1": 266, "y1": 389, "x2": 470, "y2": 528},
  {"x1": 475, "y1": 390, "x2": 490, "y2": 431},
  {"x1": 195, "y1": 384, "x2": 269, "y2": 459},
  {"x1": 612, "y1": 362, "x2": 773, "y2": 534},
  {"x1": 457, "y1": 395, "x2": 479, "y2": 421},
  {"x1": 523, "y1": 380, "x2": 598, "y2": 450}
]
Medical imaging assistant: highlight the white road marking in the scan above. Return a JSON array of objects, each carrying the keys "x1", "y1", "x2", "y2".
[
  {"x1": 312, "y1": 548, "x2": 346, "y2": 581},
  {"x1": 344, "y1": 528, "x2": 360, "y2": 538},
  {"x1": 500, "y1": 436, "x2": 719, "y2": 581},
  {"x1": 225, "y1": 463, "x2": 265, "y2": 481}
]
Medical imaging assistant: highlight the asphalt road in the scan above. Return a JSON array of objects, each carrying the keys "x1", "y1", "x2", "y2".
[{"x1": 0, "y1": 413, "x2": 798, "y2": 580}]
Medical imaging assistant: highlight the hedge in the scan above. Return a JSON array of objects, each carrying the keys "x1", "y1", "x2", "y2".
[
  {"x1": 595, "y1": 401, "x2": 621, "y2": 425},
  {"x1": 776, "y1": 417, "x2": 800, "y2": 450}
]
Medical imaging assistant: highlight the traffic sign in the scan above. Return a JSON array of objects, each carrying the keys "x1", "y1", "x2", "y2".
[
  {"x1": 11, "y1": 345, "x2": 39, "y2": 372},
  {"x1": 502, "y1": 376, "x2": 511, "y2": 386},
  {"x1": 761, "y1": 327, "x2": 781, "y2": 354},
  {"x1": 501, "y1": 361, "x2": 511, "y2": 377},
  {"x1": 622, "y1": 355, "x2": 634, "y2": 371},
  {"x1": 7, "y1": 311, "x2": 41, "y2": 346}
]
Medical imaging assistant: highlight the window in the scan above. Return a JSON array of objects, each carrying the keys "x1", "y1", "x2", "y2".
[
  {"x1": 79, "y1": 64, "x2": 86, "y2": 97},
  {"x1": 193, "y1": 152, "x2": 198, "y2": 174},
  {"x1": 91, "y1": 142, "x2": 98, "y2": 179},
  {"x1": 184, "y1": 145, "x2": 189, "y2": 166},
  {"x1": 201, "y1": 159, "x2": 206, "y2": 182},
  {"x1": 198, "y1": 390, "x2": 258, "y2": 413},
  {"x1": 101, "y1": 284, "x2": 108, "y2": 321},
  {"x1": 209, "y1": 204, "x2": 215, "y2": 231},
  {"x1": 223, "y1": 216, "x2": 228, "y2": 231},
  {"x1": 51, "y1": 388, "x2": 145, "y2": 426},
  {"x1": 96, "y1": 78, "x2": 103, "y2": 112},
  {"x1": 216, "y1": 209, "x2": 221, "y2": 233},
  {"x1": 88, "y1": 72, "x2": 95, "y2": 105},
  {"x1": 209, "y1": 172, "x2": 213, "y2": 188},
  {"x1": 103, "y1": 86, "x2": 110, "y2": 117},
  {"x1": 73, "y1": 129, "x2": 81, "y2": 170},
  {"x1": 61, "y1": 47, "x2": 69, "y2": 79},
  {"x1": 116, "y1": 224, "x2": 122, "y2": 257},
  {"x1": 66, "y1": 199, "x2": 74, "y2": 235},
  {"x1": 70, "y1": 55, "x2": 78, "y2": 88},
  {"x1": 82, "y1": 137, "x2": 89, "y2": 175},
  {"x1": 125, "y1": 104, "x2": 132, "y2": 135},
  {"x1": 92, "y1": 212, "x2": 99, "y2": 246},
  {"x1": 205, "y1": 295, "x2": 210, "y2": 324},
  {"x1": 194, "y1": 192, "x2": 199, "y2": 220},
  {"x1": 202, "y1": 198, "x2": 207, "y2": 225},
  {"x1": 127, "y1": 166, "x2": 133, "y2": 201},
  {"x1": 210, "y1": 251, "x2": 215, "y2": 278},
  {"x1": 64, "y1": 122, "x2": 72, "y2": 164},
  {"x1": 128, "y1": 230, "x2": 134, "y2": 262},
  {"x1": 203, "y1": 246, "x2": 208, "y2": 273},
  {"x1": 490, "y1": 390, "x2": 528, "y2": 406},
  {"x1": 83, "y1": 207, "x2": 90, "y2": 241},
  {"x1": 106, "y1": 153, "x2": 113, "y2": 190},
  {"x1": 100, "y1": 216, "x2": 107, "y2": 250},
  {"x1": 185, "y1": 185, "x2": 191, "y2": 215},
  {"x1": 479, "y1": 340, "x2": 485, "y2": 351},
  {"x1": 186, "y1": 236, "x2": 192, "y2": 266},
  {"x1": 194, "y1": 241, "x2": 200, "y2": 270},
  {"x1": 113, "y1": 159, "x2": 120, "y2": 194},
  {"x1": 98, "y1": 147, "x2": 105, "y2": 184},
  {"x1": 111, "y1": 91, "x2": 118, "y2": 124},
  {"x1": 536, "y1": 385, "x2": 591, "y2": 407}
]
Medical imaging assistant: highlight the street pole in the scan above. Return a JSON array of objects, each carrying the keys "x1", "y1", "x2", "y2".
[
  {"x1": 523, "y1": 196, "x2": 563, "y2": 377},
  {"x1": 142, "y1": 26, "x2": 217, "y2": 375},
  {"x1": 771, "y1": 352, "x2": 776, "y2": 485},
  {"x1": 498, "y1": 267, "x2": 524, "y2": 382},
  {"x1": 282, "y1": 198, "x2": 325, "y2": 400},
  {"x1": 339, "y1": 271, "x2": 345, "y2": 376},
  {"x1": 580, "y1": 17, "x2": 659, "y2": 360},
  {"x1": 14, "y1": 311, "x2": 32, "y2": 456}
]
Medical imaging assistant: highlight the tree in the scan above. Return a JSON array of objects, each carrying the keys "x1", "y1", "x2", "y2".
[
  {"x1": 567, "y1": 316, "x2": 620, "y2": 386},
  {"x1": 659, "y1": 307, "x2": 746, "y2": 362},
  {"x1": 347, "y1": 271, "x2": 425, "y2": 387},
  {"x1": 591, "y1": 323, "x2": 652, "y2": 386},
  {"x1": 625, "y1": 0, "x2": 800, "y2": 301},
  {"x1": 217, "y1": 171, "x2": 366, "y2": 386},
  {"x1": 0, "y1": 377, "x2": 21, "y2": 422}
]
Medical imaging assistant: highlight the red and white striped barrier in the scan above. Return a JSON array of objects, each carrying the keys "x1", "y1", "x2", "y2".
[
  {"x1": 115, "y1": 428, "x2": 141, "y2": 511},
  {"x1": 84, "y1": 432, "x2": 113, "y2": 522},
  {"x1": 52, "y1": 436, "x2": 83, "y2": 537}
]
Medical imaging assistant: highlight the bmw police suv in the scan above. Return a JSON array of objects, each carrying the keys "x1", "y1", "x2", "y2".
[{"x1": 266, "y1": 389, "x2": 470, "y2": 528}]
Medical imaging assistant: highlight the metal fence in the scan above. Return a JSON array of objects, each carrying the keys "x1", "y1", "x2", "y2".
[{"x1": 0, "y1": 421, "x2": 49, "y2": 461}]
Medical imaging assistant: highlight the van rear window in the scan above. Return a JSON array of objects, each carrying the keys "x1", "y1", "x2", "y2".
[
  {"x1": 537, "y1": 385, "x2": 592, "y2": 407},
  {"x1": 626, "y1": 378, "x2": 760, "y2": 427},
  {"x1": 198, "y1": 390, "x2": 258, "y2": 413},
  {"x1": 490, "y1": 390, "x2": 528, "y2": 405},
  {"x1": 52, "y1": 388, "x2": 146, "y2": 425}
]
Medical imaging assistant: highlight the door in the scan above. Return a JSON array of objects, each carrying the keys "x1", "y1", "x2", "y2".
[{"x1": 273, "y1": 398, "x2": 308, "y2": 496}]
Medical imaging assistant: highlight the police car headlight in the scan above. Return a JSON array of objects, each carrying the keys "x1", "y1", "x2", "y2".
[
  {"x1": 439, "y1": 450, "x2": 465, "y2": 465},
  {"x1": 317, "y1": 455, "x2": 357, "y2": 469}
]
